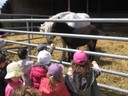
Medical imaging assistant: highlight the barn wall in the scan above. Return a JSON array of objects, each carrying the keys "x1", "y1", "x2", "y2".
[
  {"x1": 2, "y1": 0, "x2": 128, "y2": 17},
  {"x1": 1, "y1": 0, "x2": 128, "y2": 31}
]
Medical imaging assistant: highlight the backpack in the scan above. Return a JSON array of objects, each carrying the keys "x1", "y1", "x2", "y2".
[{"x1": 65, "y1": 69, "x2": 100, "y2": 96}]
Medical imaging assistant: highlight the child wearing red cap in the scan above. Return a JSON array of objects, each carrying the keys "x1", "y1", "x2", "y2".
[
  {"x1": 39, "y1": 64, "x2": 70, "y2": 96},
  {"x1": 65, "y1": 50, "x2": 101, "y2": 96}
]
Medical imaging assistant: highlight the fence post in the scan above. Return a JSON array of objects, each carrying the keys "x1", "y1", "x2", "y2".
[{"x1": 26, "y1": 22, "x2": 32, "y2": 57}]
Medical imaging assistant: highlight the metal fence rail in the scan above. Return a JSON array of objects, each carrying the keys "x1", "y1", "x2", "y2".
[
  {"x1": 0, "y1": 18, "x2": 128, "y2": 94},
  {"x1": 1, "y1": 29, "x2": 128, "y2": 60},
  {"x1": 1, "y1": 18, "x2": 128, "y2": 23}
]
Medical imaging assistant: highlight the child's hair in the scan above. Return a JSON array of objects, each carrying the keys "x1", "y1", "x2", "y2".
[
  {"x1": 72, "y1": 50, "x2": 93, "y2": 77},
  {"x1": 0, "y1": 54, "x2": 6, "y2": 64},
  {"x1": 17, "y1": 47, "x2": 28, "y2": 59},
  {"x1": 11, "y1": 85, "x2": 40, "y2": 96},
  {"x1": 37, "y1": 43, "x2": 47, "y2": 52},
  {"x1": 71, "y1": 61, "x2": 92, "y2": 77},
  {"x1": 47, "y1": 64, "x2": 63, "y2": 96}
]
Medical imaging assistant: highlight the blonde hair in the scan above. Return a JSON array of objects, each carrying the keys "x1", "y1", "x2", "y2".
[
  {"x1": 47, "y1": 72, "x2": 63, "y2": 96},
  {"x1": 12, "y1": 85, "x2": 40, "y2": 96}
]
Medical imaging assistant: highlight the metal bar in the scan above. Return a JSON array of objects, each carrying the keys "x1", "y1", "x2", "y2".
[
  {"x1": 101, "y1": 69, "x2": 128, "y2": 78},
  {"x1": 86, "y1": 0, "x2": 89, "y2": 14},
  {"x1": 0, "y1": 13, "x2": 49, "y2": 17},
  {"x1": 26, "y1": 22, "x2": 31, "y2": 56},
  {"x1": 4, "y1": 40, "x2": 128, "y2": 60},
  {"x1": 0, "y1": 29, "x2": 128, "y2": 41},
  {"x1": 5, "y1": 49, "x2": 128, "y2": 78},
  {"x1": 1, "y1": 18, "x2": 128, "y2": 23},
  {"x1": 98, "y1": 83, "x2": 128, "y2": 94}
]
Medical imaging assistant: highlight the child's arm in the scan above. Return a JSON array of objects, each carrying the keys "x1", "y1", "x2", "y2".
[
  {"x1": 92, "y1": 61, "x2": 100, "y2": 70},
  {"x1": 48, "y1": 43, "x2": 55, "y2": 55},
  {"x1": 92, "y1": 61, "x2": 101, "y2": 77}
]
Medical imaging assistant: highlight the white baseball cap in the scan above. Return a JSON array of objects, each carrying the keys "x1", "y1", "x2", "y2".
[{"x1": 37, "y1": 50, "x2": 51, "y2": 65}]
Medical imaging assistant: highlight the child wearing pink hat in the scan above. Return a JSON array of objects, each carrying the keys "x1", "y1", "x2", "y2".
[
  {"x1": 39, "y1": 64, "x2": 70, "y2": 96},
  {"x1": 65, "y1": 50, "x2": 101, "y2": 96}
]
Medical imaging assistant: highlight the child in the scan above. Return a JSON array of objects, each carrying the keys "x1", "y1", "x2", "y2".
[
  {"x1": 30, "y1": 50, "x2": 52, "y2": 89},
  {"x1": 12, "y1": 85, "x2": 41, "y2": 96},
  {"x1": 37, "y1": 43, "x2": 55, "y2": 54},
  {"x1": 0, "y1": 54, "x2": 7, "y2": 96},
  {"x1": 17, "y1": 47, "x2": 33, "y2": 86},
  {"x1": 5, "y1": 62, "x2": 23, "y2": 96},
  {"x1": 65, "y1": 50, "x2": 101, "y2": 96},
  {"x1": 39, "y1": 64, "x2": 70, "y2": 96}
]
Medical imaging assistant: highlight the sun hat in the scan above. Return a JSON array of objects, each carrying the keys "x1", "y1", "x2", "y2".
[
  {"x1": 48, "y1": 64, "x2": 64, "y2": 77},
  {"x1": 5, "y1": 62, "x2": 23, "y2": 79},
  {"x1": 37, "y1": 44, "x2": 47, "y2": 52},
  {"x1": 37, "y1": 50, "x2": 51, "y2": 65},
  {"x1": 73, "y1": 50, "x2": 88, "y2": 65}
]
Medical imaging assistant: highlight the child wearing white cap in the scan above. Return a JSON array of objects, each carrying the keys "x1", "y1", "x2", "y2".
[
  {"x1": 37, "y1": 43, "x2": 55, "y2": 55},
  {"x1": 30, "y1": 50, "x2": 52, "y2": 89},
  {"x1": 5, "y1": 62, "x2": 23, "y2": 96}
]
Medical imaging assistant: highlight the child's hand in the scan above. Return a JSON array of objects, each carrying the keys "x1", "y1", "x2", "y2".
[
  {"x1": 67, "y1": 67, "x2": 73, "y2": 76},
  {"x1": 92, "y1": 61, "x2": 97, "y2": 65},
  {"x1": 50, "y1": 43, "x2": 55, "y2": 50},
  {"x1": 92, "y1": 61, "x2": 100, "y2": 70}
]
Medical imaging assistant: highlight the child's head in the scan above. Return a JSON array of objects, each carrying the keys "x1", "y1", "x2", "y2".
[
  {"x1": 72, "y1": 50, "x2": 92, "y2": 77},
  {"x1": 17, "y1": 47, "x2": 28, "y2": 59},
  {"x1": 5, "y1": 62, "x2": 23, "y2": 81},
  {"x1": 37, "y1": 43, "x2": 47, "y2": 53},
  {"x1": 12, "y1": 85, "x2": 40, "y2": 96},
  {"x1": 47, "y1": 64, "x2": 64, "y2": 82},
  {"x1": 37, "y1": 50, "x2": 51, "y2": 66},
  {"x1": 0, "y1": 54, "x2": 6, "y2": 68}
]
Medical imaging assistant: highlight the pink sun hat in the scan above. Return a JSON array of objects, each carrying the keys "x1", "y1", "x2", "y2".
[{"x1": 73, "y1": 50, "x2": 88, "y2": 65}]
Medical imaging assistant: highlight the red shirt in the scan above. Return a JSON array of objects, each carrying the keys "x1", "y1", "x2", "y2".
[
  {"x1": 39, "y1": 78, "x2": 70, "y2": 96},
  {"x1": 30, "y1": 66, "x2": 47, "y2": 89}
]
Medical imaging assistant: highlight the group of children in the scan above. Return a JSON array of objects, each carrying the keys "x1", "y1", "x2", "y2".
[{"x1": 0, "y1": 42, "x2": 101, "y2": 96}]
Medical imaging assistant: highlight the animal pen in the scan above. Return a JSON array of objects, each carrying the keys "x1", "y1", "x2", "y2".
[{"x1": 0, "y1": 14, "x2": 128, "y2": 95}]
